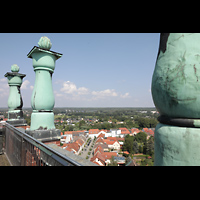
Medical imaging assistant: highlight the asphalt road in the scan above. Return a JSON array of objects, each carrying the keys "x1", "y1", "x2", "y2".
[{"x1": 79, "y1": 138, "x2": 95, "y2": 160}]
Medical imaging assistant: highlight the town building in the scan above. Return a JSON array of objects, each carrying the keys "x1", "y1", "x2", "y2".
[
  {"x1": 62, "y1": 134, "x2": 86, "y2": 155},
  {"x1": 130, "y1": 128, "x2": 141, "y2": 136},
  {"x1": 104, "y1": 129, "x2": 121, "y2": 137},
  {"x1": 88, "y1": 129, "x2": 100, "y2": 139},
  {"x1": 103, "y1": 139, "x2": 120, "y2": 150},
  {"x1": 142, "y1": 128, "x2": 155, "y2": 139},
  {"x1": 50, "y1": 126, "x2": 155, "y2": 166}
]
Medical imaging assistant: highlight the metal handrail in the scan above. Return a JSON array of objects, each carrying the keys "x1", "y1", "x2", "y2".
[{"x1": 3, "y1": 123, "x2": 83, "y2": 166}]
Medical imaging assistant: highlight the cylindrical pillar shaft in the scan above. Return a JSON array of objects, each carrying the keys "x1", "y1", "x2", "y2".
[
  {"x1": 8, "y1": 85, "x2": 22, "y2": 111},
  {"x1": 31, "y1": 70, "x2": 55, "y2": 111}
]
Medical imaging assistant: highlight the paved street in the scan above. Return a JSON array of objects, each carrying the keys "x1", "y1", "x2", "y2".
[{"x1": 79, "y1": 137, "x2": 95, "y2": 160}]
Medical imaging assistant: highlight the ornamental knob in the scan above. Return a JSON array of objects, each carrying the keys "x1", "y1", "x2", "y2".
[
  {"x1": 11, "y1": 64, "x2": 20, "y2": 72},
  {"x1": 38, "y1": 36, "x2": 52, "y2": 50}
]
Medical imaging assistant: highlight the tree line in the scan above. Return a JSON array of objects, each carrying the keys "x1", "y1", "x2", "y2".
[{"x1": 122, "y1": 132, "x2": 154, "y2": 166}]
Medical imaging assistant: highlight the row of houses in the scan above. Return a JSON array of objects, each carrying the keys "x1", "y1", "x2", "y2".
[
  {"x1": 60, "y1": 127, "x2": 155, "y2": 144},
  {"x1": 87, "y1": 127, "x2": 154, "y2": 139},
  {"x1": 88, "y1": 128, "x2": 155, "y2": 166},
  {"x1": 88, "y1": 128, "x2": 134, "y2": 139},
  {"x1": 58, "y1": 127, "x2": 155, "y2": 163},
  {"x1": 60, "y1": 131, "x2": 87, "y2": 155},
  {"x1": 90, "y1": 133, "x2": 125, "y2": 166}
]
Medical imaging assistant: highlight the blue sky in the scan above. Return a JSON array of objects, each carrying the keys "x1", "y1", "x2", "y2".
[{"x1": 0, "y1": 33, "x2": 160, "y2": 107}]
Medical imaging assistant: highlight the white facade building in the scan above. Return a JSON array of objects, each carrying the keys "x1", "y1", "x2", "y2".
[
  {"x1": 105, "y1": 129, "x2": 122, "y2": 138},
  {"x1": 60, "y1": 133, "x2": 73, "y2": 143}
]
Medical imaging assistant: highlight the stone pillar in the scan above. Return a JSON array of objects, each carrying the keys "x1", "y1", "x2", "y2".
[
  {"x1": 152, "y1": 33, "x2": 200, "y2": 165},
  {"x1": 4, "y1": 64, "x2": 27, "y2": 127},
  {"x1": 26, "y1": 36, "x2": 62, "y2": 142}
]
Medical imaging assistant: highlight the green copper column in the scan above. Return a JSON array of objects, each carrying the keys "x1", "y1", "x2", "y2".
[
  {"x1": 4, "y1": 64, "x2": 27, "y2": 127},
  {"x1": 26, "y1": 36, "x2": 62, "y2": 142},
  {"x1": 152, "y1": 33, "x2": 200, "y2": 165}
]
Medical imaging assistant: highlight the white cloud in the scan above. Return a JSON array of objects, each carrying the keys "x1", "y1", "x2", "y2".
[
  {"x1": 56, "y1": 93, "x2": 64, "y2": 97},
  {"x1": 0, "y1": 78, "x2": 9, "y2": 97},
  {"x1": 54, "y1": 90, "x2": 63, "y2": 97},
  {"x1": 92, "y1": 89, "x2": 118, "y2": 98},
  {"x1": 120, "y1": 92, "x2": 130, "y2": 98},
  {"x1": 21, "y1": 80, "x2": 30, "y2": 90},
  {"x1": 0, "y1": 78, "x2": 7, "y2": 83},
  {"x1": 60, "y1": 81, "x2": 89, "y2": 95},
  {"x1": 77, "y1": 87, "x2": 89, "y2": 95},
  {"x1": 56, "y1": 80, "x2": 131, "y2": 104},
  {"x1": 60, "y1": 81, "x2": 77, "y2": 94}
]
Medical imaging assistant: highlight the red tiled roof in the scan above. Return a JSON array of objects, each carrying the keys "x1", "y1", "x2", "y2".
[
  {"x1": 64, "y1": 131, "x2": 73, "y2": 135},
  {"x1": 143, "y1": 128, "x2": 149, "y2": 132},
  {"x1": 90, "y1": 152, "x2": 106, "y2": 163},
  {"x1": 75, "y1": 139, "x2": 84, "y2": 146},
  {"x1": 94, "y1": 143, "x2": 108, "y2": 151},
  {"x1": 102, "y1": 152, "x2": 117, "y2": 160},
  {"x1": 103, "y1": 139, "x2": 119, "y2": 145},
  {"x1": 96, "y1": 137, "x2": 104, "y2": 144},
  {"x1": 91, "y1": 151, "x2": 118, "y2": 163},
  {"x1": 94, "y1": 145, "x2": 104, "y2": 155},
  {"x1": 106, "y1": 137, "x2": 124, "y2": 141},
  {"x1": 131, "y1": 128, "x2": 140, "y2": 134},
  {"x1": 143, "y1": 128, "x2": 154, "y2": 136},
  {"x1": 64, "y1": 130, "x2": 86, "y2": 135},
  {"x1": 65, "y1": 142, "x2": 79, "y2": 152},
  {"x1": 148, "y1": 130, "x2": 154, "y2": 135},
  {"x1": 65, "y1": 146, "x2": 74, "y2": 153},
  {"x1": 119, "y1": 127, "x2": 130, "y2": 134},
  {"x1": 89, "y1": 129, "x2": 100, "y2": 134},
  {"x1": 62, "y1": 143, "x2": 68, "y2": 147},
  {"x1": 97, "y1": 133, "x2": 105, "y2": 139}
]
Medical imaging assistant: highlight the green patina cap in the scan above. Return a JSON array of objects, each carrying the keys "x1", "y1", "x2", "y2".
[
  {"x1": 11, "y1": 64, "x2": 20, "y2": 72},
  {"x1": 4, "y1": 64, "x2": 26, "y2": 78},
  {"x1": 27, "y1": 36, "x2": 62, "y2": 60},
  {"x1": 38, "y1": 36, "x2": 52, "y2": 50}
]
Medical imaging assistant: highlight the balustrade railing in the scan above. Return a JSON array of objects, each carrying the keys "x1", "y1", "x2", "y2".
[{"x1": 0, "y1": 122, "x2": 84, "y2": 166}]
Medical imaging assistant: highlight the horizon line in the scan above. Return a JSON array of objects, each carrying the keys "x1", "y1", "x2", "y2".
[{"x1": 0, "y1": 106, "x2": 156, "y2": 109}]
